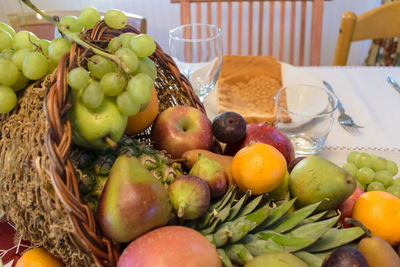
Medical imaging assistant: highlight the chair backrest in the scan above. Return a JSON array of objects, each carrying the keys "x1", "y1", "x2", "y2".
[
  {"x1": 333, "y1": 1, "x2": 400, "y2": 66},
  {"x1": 8, "y1": 10, "x2": 146, "y2": 40},
  {"x1": 171, "y1": 0, "x2": 330, "y2": 66}
]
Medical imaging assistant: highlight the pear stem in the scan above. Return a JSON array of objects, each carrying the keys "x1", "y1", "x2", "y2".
[
  {"x1": 104, "y1": 136, "x2": 118, "y2": 149},
  {"x1": 345, "y1": 218, "x2": 372, "y2": 237},
  {"x1": 21, "y1": 0, "x2": 128, "y2": 72}
]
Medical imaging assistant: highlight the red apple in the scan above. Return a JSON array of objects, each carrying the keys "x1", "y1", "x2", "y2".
[
  {"x1": 151, "y1": 105, "x2": 213, "y2": 159},
  {"x1": 224, "y1": 123, "x2": 295, "y2": 164},
  {"x1": 337, "y1": 186, "x2": 364, "y2": 228}
]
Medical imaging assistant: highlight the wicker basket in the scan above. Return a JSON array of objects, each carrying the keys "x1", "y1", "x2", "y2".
[{"x1": 0, "y1": 21, "x2": 204, "y2": 266}]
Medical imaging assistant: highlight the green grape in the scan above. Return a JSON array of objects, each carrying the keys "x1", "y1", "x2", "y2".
[
  {"x1": 0, "y1": 59, "x2": 19, "y2": 86},
  {"x1": 108, "y1": 36, "x2": 123, "y2": 53},
  {"x1": 355, "y1": 152, "x2": 372, "y2": 168},
  {"x1": 0, "y1": 49, "x2": 14, "y2": 61},
  {"x1": 67, "y1": 67, "x2": 90, "y2": 90},
  {"x1": 87, "y1": 55, "x2": 114, "y2": 79},
  {"x1": 22, "y1": 52, "x2": 48, "y2": 80},
  {"x1": 60, "y1": 16, "x2": 83, "y2": 33},
  {"x1": 371, "y1": 156, "x2": 387, "y2": 171},
  {"x1": 120, "y1": 33, "x2": 137, "y2": 48},
  {"x1": 11, "y1": 72, "x2": 29, "y2": 92},
  {"x1": 374, "y1": 170, "x2": 393, "y2": 187},
  {"x1": 78, "y1": 7, "x2": 100, "y2": 29},
  {"x1": 366, "y1": 181, "x2": 385, "y2": 192},
  {"x1": 81, "y1": 81, "x2": 104, "y2": 109},
  {"x1": 356, "y1": 167, "x2": 375, "y2": 185},
  {"x1": 37, "y1": 39, "x2": 50, "y2": 56},
  {"x1": 133, "y1": 56, "x2": 157, "y2": 81},
  {"x1": 116, "y1": 91, "x2": 141, "y2": 116},
  {"x1": 48, "y1": 60, "x2": 58, "y2": 74},
  {"x1": 391, "y1": 178, "x2": 400, "y2": 187},
  {"x1": 12, "y1": 30, "x2": 39, "y2": 50},
  {"x1": 356, "y1": 180, "x2": 366, "y2": 191},
  {"x1": 12, "y1": 48, "x2": 32, "y2": 70},
  {"x1": 0, "y1": 22, "x2": 16, "y2": 37},
  {"x1": 49, "y1": 38, "x2": 72, "y2": 62},
  {"x1": 342, "y1": 162, "x2": 358, "y2": 177},
  {"x1": 0, "y1": 85, "x2": 17, "y2": 113},
  {"x1": 0, "y1": 29, "x2": 12, "y2": 52},
  {"x1": 126, "y1": 73, "x2": 153, "y2": 104},
  {"x1": 130, "y1": 34, "x2": 156, "y2": 57},
  {"x1": 104, "y1": 9, "x2": 127, "y2": 29},
  {"x1": 100, "y1": 72, "x2": 126, "y2": 96},
  {"x1": 115, "y1": 48, "x2": 138, "y2": 73},
  {"x1": 387, "y1": 160, "x2": 399, "y2": 176},
  {"x1": 386, "y1": 186, "x2": 400, "y2": 199},
  {"x1": 347, "y1": 151, "x2": 360, "y2": 162}
]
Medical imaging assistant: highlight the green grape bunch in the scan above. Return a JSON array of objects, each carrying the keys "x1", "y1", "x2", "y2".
[{"x1": 343, "y1": 151, "x2": 399, "y2": 198}]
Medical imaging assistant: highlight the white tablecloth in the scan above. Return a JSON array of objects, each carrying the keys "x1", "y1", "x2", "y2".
[{"x1": 204, "y1": 65, "x2": 400, "y2": 167}]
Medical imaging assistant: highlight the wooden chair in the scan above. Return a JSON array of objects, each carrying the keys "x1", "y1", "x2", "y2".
[
  {"x1": 333, "y1": 1, "x2": 400, "y2": 66},
  {"x1": 8, "y1": 11, "x2": 146, "y2": 40},
  {"x1": 171, "y1": 0, "x2": 331, "y2": 66}
]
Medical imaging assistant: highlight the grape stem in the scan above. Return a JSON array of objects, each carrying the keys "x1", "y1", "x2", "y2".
[{"x1": 21, "y1": 0, "x2": 130, "y2": 73}]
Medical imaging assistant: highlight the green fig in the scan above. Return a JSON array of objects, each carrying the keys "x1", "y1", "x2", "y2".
[
  {"x1": 69, "y1": 97, "x2": 127, "y2": 149},
  {"x1": 189, "y1": 153, "x2": 229, "y2": 198},
  {"x1": 168, "y1": 175, "x2": 210, "y2": 220},
  {"x1": 290, "y1": 156, "x2": 356, "y2": 211},
  {"x1": 96, "y1": 154, "x2": 171, "y2": 243}
]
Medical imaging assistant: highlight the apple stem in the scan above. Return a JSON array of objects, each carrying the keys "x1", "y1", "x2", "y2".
[
  {"x1": 104, "y1": 136, "x2": 118, "y2": 149},
  {"x1": 21, "y1": 0, "x2": 128, "y2": 72},
  {"x1": 345, "y1": 218, "x2": 372, "y2": 237}
]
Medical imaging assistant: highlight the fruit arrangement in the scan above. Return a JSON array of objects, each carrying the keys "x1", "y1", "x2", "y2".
[{"x1": 1, "y1": 2, "x2": 400, "y2": 267}]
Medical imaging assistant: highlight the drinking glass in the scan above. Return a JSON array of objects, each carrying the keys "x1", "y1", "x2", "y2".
[
  {"x1": 169, "y1": 23, "x2": 223, "y2": 102},
  {"x1": 274, "y1": 84, "x2": 338, "y2": 156}
]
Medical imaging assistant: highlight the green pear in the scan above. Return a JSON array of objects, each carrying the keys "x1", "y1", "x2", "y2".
[
  {"x1": 96, "y1": 154, "x2": 171, "y2": 243},
  {"x1": 244, "y1": 252, "x2": 308, "y2": 267},
  {"x1": 270, "y1": 171, "x2": 290, "y2": 200},
  {"x1": 290, "y1": 156, "x2": 356, "y2": 211},
  {"x1": 69, "y1": 97, "x2": 127, "y2": 149}
]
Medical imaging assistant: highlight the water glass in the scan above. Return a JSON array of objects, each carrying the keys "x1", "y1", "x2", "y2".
[
  {"x1": 169, "y1": 23, "x2": 223, "y2": 102},
  {"x1": 274, "y1": 84, "x2": 338, "y2": 156}
]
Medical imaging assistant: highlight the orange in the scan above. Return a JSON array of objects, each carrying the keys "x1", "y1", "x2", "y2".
[
  {"x1": 231, "y1": 142, "x2": 287, "y2": 195},
  {"x1": 352, "y1": 191, "x2": 400, "y2": 245},
  {"x1": 16, "y1": 247, "x2": 63, "y2": 267},
  {"x1": 125, "y1": 87, "x2": 159, "y2": 135}
]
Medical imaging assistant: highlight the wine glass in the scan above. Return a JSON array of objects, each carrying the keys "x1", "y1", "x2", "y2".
[{"x1": 169, "y1": 23, "x2": 223, "y2": 102}]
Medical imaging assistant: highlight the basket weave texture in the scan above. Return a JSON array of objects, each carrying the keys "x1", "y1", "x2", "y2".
[{"x1": 0, "y1": 21, "x2": 204, "y2": 266}]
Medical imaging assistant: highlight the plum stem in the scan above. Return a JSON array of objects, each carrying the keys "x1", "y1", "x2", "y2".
[{"x1": 21, "y1": 0, "x2": 129, "y2": 73}]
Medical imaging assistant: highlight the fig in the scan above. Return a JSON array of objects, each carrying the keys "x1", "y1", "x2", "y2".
[
  {"x1": 212, "y1": 111, "x2": 246, "y2": 144},
  {"x1": 168, "y1": 175, "x2": 210, "y2": 220},
  {"x1": 189, "y1": 153, "x2": 229, "y2": 198},
  {"x1": 322, "y1": 246, "x2": 369, "y2": 267}
]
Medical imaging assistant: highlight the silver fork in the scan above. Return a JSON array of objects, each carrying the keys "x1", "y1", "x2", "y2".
[{"x1": 323, "y1": 81, "x2": 363, "y2": 133}]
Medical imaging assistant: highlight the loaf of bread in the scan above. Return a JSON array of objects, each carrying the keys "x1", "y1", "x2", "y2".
[{"x1": 217, "y1": 55, "x2": 287, "y2": 123}]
